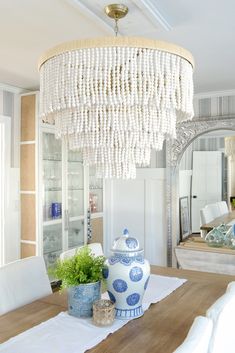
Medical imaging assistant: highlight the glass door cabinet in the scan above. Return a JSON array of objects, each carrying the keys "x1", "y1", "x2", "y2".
[{"x1": 39, "y1": 126, "x2": 103, "y2": 270}]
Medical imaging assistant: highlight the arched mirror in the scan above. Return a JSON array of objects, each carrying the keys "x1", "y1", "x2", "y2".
[
  {"x1": 179, "y1": 129, "x2": 235, "y2": 236},
  {"x1": 166, "y1": 116, "x2": 235, "y2": 267}
]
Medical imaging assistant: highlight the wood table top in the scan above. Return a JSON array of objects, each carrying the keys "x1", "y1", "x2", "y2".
[
  {"x1": 0, "y1": 266, "x2": 234, "y2": 353},
  {"x1": 177, "y1": 237, "x2": 235, "y2": 254},
  {"x1": 200, "y1": 210, "x2": 235, "y2": 231}
]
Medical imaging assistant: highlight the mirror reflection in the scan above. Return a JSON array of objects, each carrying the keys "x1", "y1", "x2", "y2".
[{"x1": 179, "y1": 130, "x2": 235, "y2": 237}]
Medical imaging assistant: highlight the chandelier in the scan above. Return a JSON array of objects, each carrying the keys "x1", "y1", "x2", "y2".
[{"x1": 39, "y1": 4, "x2": 194, "y2": 179}]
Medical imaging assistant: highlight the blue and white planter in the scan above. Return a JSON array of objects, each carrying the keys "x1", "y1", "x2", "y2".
[
  {"x1": 105, "y1": 229, "x2": 150, "y2": 320},
  {"x1": 68, "y1": 281, "x2": 101, "y2": 318}
]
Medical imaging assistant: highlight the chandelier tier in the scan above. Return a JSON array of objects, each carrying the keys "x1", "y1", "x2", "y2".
[{"x1": 39, "y1": 6, "x2": 194, "y2": 179}]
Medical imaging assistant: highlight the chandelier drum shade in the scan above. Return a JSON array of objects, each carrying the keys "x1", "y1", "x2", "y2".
[{"x1": 39, "y1": 34, "x2": 194, "y2": 179}]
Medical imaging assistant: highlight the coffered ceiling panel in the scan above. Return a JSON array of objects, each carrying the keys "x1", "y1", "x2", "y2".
[
  {"x1": 68, "y1": 0, "x2": 172, "y2": 35},
  {"x1": 0, "y1": 0, "x2": 234, "y2": 93}
]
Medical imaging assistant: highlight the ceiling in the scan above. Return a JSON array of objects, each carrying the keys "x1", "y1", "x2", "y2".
[{"x1": 0, "y1": 0, "x2": 234, "y2": 94}]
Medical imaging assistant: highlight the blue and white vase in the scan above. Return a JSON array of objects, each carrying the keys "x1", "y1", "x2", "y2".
[{"x1": 104, "y1": 229, "x2": 150, "y2": 320}]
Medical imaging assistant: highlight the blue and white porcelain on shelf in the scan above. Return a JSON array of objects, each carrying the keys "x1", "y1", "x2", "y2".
[{"x1": 105, "y1": 229, "x2": 150, "y2": 320}]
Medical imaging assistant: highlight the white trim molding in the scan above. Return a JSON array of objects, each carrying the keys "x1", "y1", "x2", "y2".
[{"x1": 195, "y1": 89, "x2": 235, "y2": 99}]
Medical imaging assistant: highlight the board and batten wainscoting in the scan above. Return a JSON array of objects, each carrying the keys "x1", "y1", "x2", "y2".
[{"x1": 104, "y1": 168, "x2": 166, "y2": 266}]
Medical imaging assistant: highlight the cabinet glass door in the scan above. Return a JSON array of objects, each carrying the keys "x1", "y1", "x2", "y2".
[
  {"x1": 43, "y1": 223, "x2": 62, "y2": 270},
  {"x1": 89, "y1": 166, "x2": 103, "y2": 213},
  {"x1": 42, "y1": 132, "x2": 62, "y2": 221},
  {"x1": 67, "y1": 150, "x2": 85, "y2": 249},
  {"x1": 68, "y1": 219, "x2": 84, "y2": 249},
  {"x1": 42, "y1": 131, "x2": 63, "y2": 270}
]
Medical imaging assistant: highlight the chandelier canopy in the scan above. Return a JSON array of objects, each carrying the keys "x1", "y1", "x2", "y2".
[{"x1": 39, "y1": 5, "x2": 194, "y2": 179}]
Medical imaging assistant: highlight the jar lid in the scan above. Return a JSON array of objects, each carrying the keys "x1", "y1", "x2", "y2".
[{"x1": 111, "y1": 229, "x2": 143, "y2": 254}]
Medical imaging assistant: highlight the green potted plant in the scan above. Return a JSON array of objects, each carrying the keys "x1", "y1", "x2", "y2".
[{"x1": 53, "y1": 246, "x2": 105, "y2": 318}]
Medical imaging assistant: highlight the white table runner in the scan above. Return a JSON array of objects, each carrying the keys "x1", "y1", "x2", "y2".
[{"x1": 0, "y1": 274, "x2": 186, "y2": 353}]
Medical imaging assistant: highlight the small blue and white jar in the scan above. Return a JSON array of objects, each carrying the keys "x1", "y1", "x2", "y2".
[
  {"x1": 68, "y1": 281, "x2": 101, "y2": 318},
  {"x1": 104, "y1": 229, "x2": 150, "y2": 320}
]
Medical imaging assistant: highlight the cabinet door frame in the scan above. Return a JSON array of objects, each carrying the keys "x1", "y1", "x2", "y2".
[{"x1": 38, "y1": 125, "x2": 65, "y2": 260}]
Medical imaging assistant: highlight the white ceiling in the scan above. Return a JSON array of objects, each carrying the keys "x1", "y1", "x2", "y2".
[{"x1": 0, "y1": 0, "x2": 235, "y2": 93}]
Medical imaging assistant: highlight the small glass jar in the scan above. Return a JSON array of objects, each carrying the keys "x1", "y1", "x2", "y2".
[{"x1": 92, "y1": 299, "x2": 115, "y2": 326}]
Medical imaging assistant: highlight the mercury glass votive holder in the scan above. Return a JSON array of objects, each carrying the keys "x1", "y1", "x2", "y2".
[{"x1": 92, "y1": 299, "x2": 115, "y2": 326}]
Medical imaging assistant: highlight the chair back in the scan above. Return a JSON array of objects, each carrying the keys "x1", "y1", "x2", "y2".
[
  {"x1": 226, "y1": 281, "x2": 235, "y2": 293},
  {"x1": 173, "y1": 316, "x2": 213, "y2": 353},
  {"x1": 216, "y1": 201, "x2": 229, "y2": 216},
  {"x1": 205, "y1": 204, "x2": 220, "y2": 219},
  {"x1": 206, "y1": 292, "x2": 235, "y2": 353},
  {"x1": 0, "y1": 256, "x2": 52, "y2": 315},
  {"x1": 60, "y1": 243, "x2": 103, "y2": 260},
  {"x1": 200, "y1": 207, "x2": 214, "y2": 225}
]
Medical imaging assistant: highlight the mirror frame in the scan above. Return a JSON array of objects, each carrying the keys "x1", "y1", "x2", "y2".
[{"x1": 166, "y1": 115, "x2": 235, "y2": 267}]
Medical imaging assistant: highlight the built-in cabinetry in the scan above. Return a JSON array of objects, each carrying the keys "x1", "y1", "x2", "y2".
[{"x1": 20, "y1": 92, "x2": 104, "y2": 269}]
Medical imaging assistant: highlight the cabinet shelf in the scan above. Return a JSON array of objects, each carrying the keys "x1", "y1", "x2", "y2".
[
  {"x1": 43, "y1": 157, "x2": 62, "y2": 162},
  {"x1": 45, "y1": 188, "x2": 62, "y2": 192},
  {"x1": 43, "y1": 247, "x2": 62, "y2": 255},
  {"x1": 91, "y1": 212, "x2": 103, "y2": 218},
  {"x1": 43, "y1": 219, "x2": 62, "y2": 226},
  {"x1": 68, "y1": 160, "x2": 83, "y2": 163},
  {"x1": 89, "y1": 187, "x2": 103, "y2": 191},
  {"x1": 68, "y1": 188, "x2": 83, "y2": 191},
  {"x1": 69, "y1": 215, "x2": 84, "y2": 222}
]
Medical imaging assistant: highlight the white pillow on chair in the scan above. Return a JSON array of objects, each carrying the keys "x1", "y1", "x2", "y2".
[
  {"x1": 0, "y1": 256, "x2": 52, "y2": 315},
  {"x1": 207, "y1": 292, "x2": 235, "y2": 353},
  {"x1": 173, "y1": 316, "x2": 213, "y2": 353}
]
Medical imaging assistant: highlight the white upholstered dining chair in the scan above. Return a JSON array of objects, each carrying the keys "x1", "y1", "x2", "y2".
[
  {"x1": 226, "y1": 281, "x2": 235, "y2": 293},
  {"x1": 200, "y1": 207, "x2": 214, "y2": 225},
  {"x1": 60, "y1": 243, "x2": 103, "y2": 260},
  {"x1": 200, "y1": 207, "x2": 214, "y2": 238},
  {"x1": 205, "y1": 203, "x2": 220, "y2": 219},
  {"x1": 216, "y1": 201, "x2": 229, "y2": 216},
  {"x1": 173, "y1": 316, "x2": 213, "y2": 353},
  {"x1": 0, "y1": 256, "x2": 52, "y2": 315},
  {"x1": 206, "y1": 291, "x2": 235, "y2": 353}
]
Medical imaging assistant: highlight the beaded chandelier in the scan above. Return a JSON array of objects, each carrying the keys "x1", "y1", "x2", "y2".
[{"x1": 39, "y1": 4, "x2": 194, "y2": 179}]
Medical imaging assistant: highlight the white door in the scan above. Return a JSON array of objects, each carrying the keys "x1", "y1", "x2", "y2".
[
  {"x1": 104, "y1": 169, "x2": 166, "y2": 266},
  {"x1": 191, "y1": 151, "x2": 222, "y2": 232}
]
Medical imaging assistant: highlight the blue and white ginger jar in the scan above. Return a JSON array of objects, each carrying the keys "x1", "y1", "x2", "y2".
[{"x1": 104, "y1": 229, "x2": 150, "y2": 320}]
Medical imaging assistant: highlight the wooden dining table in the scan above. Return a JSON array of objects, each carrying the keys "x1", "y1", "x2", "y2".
[
  {"x1": 0, "y1": 266, "x2": 234, "y2": 353},
  {"x1": 200, "y1": 210, "x2": 235, "y2": 231}
]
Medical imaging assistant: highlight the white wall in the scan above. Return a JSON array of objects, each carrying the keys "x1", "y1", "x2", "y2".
[
  {"x1": 0, "y1": 116, "x2": 20, "y2": 265},
  {"x1": 179, "y1": 170, "x2": 192, "y2": 199},
  {"x1": 104, "y1": 169, "x2": 166, "y2": 266},
  {"x1": 0, "y1": 84, "x2": 23, "y2": 264}
]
